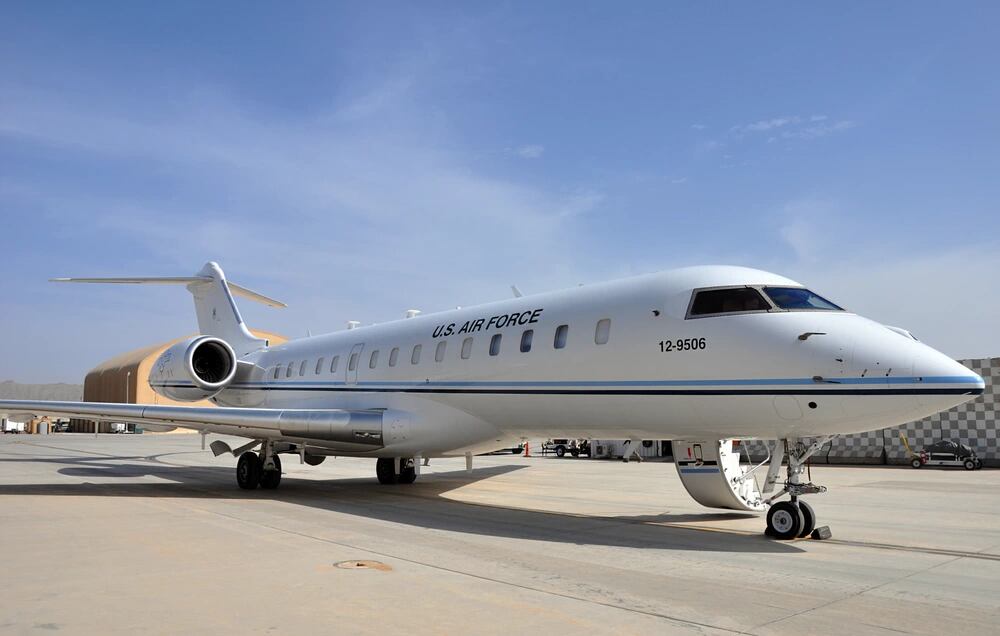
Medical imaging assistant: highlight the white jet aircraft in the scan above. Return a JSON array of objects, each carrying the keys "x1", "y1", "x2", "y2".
[{"x1": 0, "y1": 262, "x2": 984, "y2": 539}]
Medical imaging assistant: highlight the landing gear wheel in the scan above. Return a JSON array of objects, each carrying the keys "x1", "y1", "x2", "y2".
[
  {"x1": 963, "y1": 458, "x2": 976, "y2": 471},
  {"x1": 236, "y1": 451, "x2": 261, "y2": 490},
  {"x1": 910, "y1": 457, "x2": 923, "y2": 469},
  {"x1": 260, "y1": 454, "x2": 282, "y2": 489},
  {"x1": 766, "y1": 501, "x2": 805, "y2": 540},
  {"x1": 376, "y1": 458, "x2": 398, "y2": 485},
  {"x1": 796, "y1": 501, "x2": 816, "y2": 538},
  {"x1": 398, "y1": 458, "x2": 417, "y2": 484}
]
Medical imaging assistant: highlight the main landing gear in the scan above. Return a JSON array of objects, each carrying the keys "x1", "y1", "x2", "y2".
[
  {"x1": 762, "y1": 437, "x2": 833, "y2": 540},
  {"x1": 236, "y1": 441, "x2": 283, "y2": 490},
  {"x1": 375, "y1": 457, "x2": 417, "y2": 485}
]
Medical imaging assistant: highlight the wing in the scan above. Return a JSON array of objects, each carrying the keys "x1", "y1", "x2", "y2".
[{"x1": 0, "y1": 400, "x2": 386, "y2": 451}]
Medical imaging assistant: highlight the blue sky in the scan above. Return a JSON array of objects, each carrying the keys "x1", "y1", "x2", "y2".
[{"x1": 2, "y1": 2, "x2": 998, "y2": 382}]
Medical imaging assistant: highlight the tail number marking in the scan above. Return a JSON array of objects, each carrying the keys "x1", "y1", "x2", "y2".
[{"x1": 659, "y1": 338, "x2": 707, "y2": 353}]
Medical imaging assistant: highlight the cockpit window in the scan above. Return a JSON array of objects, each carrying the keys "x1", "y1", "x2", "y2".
[
  {"x1": 688, "y1": 287, "x2": 771, "y2": 317},
  {"x1": 763, "y1": 287, "x2": 843, "y2": 311}
]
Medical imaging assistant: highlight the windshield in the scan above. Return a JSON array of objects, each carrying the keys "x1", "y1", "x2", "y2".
[
  {"x1": 688, "y1": 287, "x2": 771, "y2": 316},
  {"x1": 763, "y1": 287, "x2": 843, "y2": 311}
]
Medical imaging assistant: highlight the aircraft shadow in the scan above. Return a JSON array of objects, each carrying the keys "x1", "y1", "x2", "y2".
[{"x1": 0, "y1": 451, "x2": 800, "y2": 554}]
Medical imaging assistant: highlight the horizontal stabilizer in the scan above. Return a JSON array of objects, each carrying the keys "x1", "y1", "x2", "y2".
[{"x1": 50, "y1": 276, "x2": 286, "y2": 308}]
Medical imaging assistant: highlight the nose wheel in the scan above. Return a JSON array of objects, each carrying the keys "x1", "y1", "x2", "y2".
[
  {"x1": 765, "y1": 500, "x2": 816, "y2": 539},
  {"x1": 762, "y1": 437, "x2": 832, "y2": 540}
]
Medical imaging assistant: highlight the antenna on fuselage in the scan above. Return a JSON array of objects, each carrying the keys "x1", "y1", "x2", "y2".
[
  {"x1": 346, "y1": 320, "x2": 360, "y2": 330},
  {"x1": 511, "y1": 285, "x2": 523, "y2": 298},
  {"x1": 405, "y1": 309, "x2": 421, "y2": 319}
]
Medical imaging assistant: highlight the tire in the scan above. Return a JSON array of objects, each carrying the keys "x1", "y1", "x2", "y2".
[
  {"x1": 964, "y1": 459, "x2": 976, "y2": 471},
  {"x1": 555, "y1": 446, "x2": 566, "y2": 458},
  {"x1": 570, "y1": 449, "x2": 580, "y2": 457},
  {"x1": 398, "y1": 459, "x2": 417, "y2": 485},
  {"x1": 911, "y1": 458, "x2": 923, "y2": 469},
  {"x1": 974, "y1": 459, "x2": 983, "y2": 469},
  {"x1": 766, "y1": 501, "x2": 804, "y2": 540},
  {"x1": 260, "y1": 454, "x2": 282, "y2": 489},
  {"x1": 797, "y1": 501, "x2": 817, "y2": 538},
  {"x1": 236, "y1": 452, "x2": 261, "y2": 490},
  {"x1": 376, "y1": 458, "x2": 397, "y2": 484}
]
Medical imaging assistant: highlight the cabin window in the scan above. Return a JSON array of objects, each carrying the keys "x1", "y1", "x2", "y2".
[
  {"x1": 349, "y1": 353, "x2": 359, "y2": 372},
  {"x1": 411, "y1": 344, "x2": 422, "y2": 365},
  {"x1": 688, "y1": 287, "x2": 771, "y2": 318},
  {"x1": 461, "y1": 337, "x2": 473, "y2": 359},
  {"x1": 329, "y1": 355, "x2": 339, "y2": 373},
  {"x1": 285, "y1": 363, "x2": 294, "y2": 378},
  {"x1": 315, "y1": 358, "x2": 325, "y2": 375},
  {"x1": 299, "y1": 360, "x2": 308, "y2": 376},
  {"x1": 389, "y1": 347, "x2": 399, "y2": 367},
  {"x1": 554, "y1": 324, "x2": 568, "y2": 349},
  {"x1": 369, "y1": 350, "x2": 379, "y2": 369},
  {"x1": 595, "y1": 319, "x2": 611, "y2": 345},
  {"x1": 435, "y1": 341, "x2": 447, "y2": 362},
  {"x1": 762, "y1": 287, "x2": 844, "y2": 311},
  {"x1": 489, "y1": 334, "x2": 502, "y2": 356},
  {"x1": 520, "y1": 330, "x2": 533, "y2": 353},
  {"x1": 273, "y1": 364, "x2": 282, "y2": 380}
]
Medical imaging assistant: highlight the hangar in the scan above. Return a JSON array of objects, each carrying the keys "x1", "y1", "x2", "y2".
[{"x1": 70, "y1": 330, "x2": 286, "y2": 433}]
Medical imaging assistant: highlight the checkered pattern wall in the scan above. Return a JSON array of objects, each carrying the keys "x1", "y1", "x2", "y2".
[{"x1": 737, "y1": 358, "x2": 997, "y2": 466}]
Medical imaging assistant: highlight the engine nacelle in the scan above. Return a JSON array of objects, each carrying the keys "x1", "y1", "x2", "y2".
[{"x1": 149, "y1": 336, "x2": 237, "y2": 402}]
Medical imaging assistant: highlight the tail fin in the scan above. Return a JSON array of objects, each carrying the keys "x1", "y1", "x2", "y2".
[{"x1": 51, "y1": 261, "x2": 285, "y2": 356}]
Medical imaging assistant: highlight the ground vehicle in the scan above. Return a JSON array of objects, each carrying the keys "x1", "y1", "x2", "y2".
[
  {"x1": 545, "y1": 439, "x2": 591, "y2": 457},
  {"x1": 901, "y1": 433, "x2": 983, "y2": 470}
]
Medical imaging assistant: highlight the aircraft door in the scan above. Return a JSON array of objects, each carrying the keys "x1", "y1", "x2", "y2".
[{"x1": 346, "y1": 343, "x2": 364, "y2": 385}]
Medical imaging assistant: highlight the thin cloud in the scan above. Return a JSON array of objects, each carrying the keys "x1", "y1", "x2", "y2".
[{"x1": 515, "y1": 144, "x2": 545, "y2": 158}]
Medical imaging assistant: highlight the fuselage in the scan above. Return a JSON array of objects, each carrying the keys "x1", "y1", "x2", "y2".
[{"x1": 210, "y1": 266, "x2": 985, "y2": 457}]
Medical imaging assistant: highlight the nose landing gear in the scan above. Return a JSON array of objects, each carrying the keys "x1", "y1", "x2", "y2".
[{"x1": 763, "y1": 437, "x2": 833, "y2": 540}]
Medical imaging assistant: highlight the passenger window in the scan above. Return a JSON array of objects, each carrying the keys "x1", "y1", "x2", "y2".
[
  {"x1": 330, "y1": 355, "x2": 339, "y2": 373},
  {"x1": 299, "y1": 360, "x2": 307, "y2": 376},
  {"x1": 411, "y1": 344, "x2": 422, "y2": 365},
  {"x1": 286, "y1": 363, "x2": 294, "y2": 378},
  {"x1": 273, "y1": 364, "x2": 282, "y2": 380},
  {"x1": 435, "y1": 341, "x2": 447, "y2": 362},
  {"x1": 595, "y1": 319, "x2": 611, "y2": 345},
  {"x1": 349, "y1": 353, "x2": 358, "y2": 371},
  {"x1": 315, "y1": 358, "x2": 325, "y2": 375},
  {"x1": 520, "y1": 330, "x2": 533, "y2": 353},
  {"x1": 389, "y1": 347, "x2": 399, "y2": 367},
  {"x1": 688, "y1": 287, "x2": 771, "y2": 317},
  {"x1": 489, "y1": 334, "x2": 502, "y2": 356},
  {"x1": 554, "y1": 324, "x2": 568, "y2": 349},
  {"x1": 369, "y1": 350, "x2": 379, "y2": 369},
  {"x1": 461, "y1": 337, "x2": 473, "y2": 359}
]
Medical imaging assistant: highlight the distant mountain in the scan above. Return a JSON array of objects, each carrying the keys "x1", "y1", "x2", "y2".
[{"x1": 0, "y1": 381, "x2": 83, "y2": 401}]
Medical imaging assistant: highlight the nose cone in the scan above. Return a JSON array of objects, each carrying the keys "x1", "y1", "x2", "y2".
[{"x1": 912, "y1": 346, "x2": 985, "y2": 415}]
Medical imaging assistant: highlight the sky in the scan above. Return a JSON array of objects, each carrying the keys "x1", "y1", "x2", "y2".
[{"x1": 1, "y1": 1, "x2": 998, "y2": 383}]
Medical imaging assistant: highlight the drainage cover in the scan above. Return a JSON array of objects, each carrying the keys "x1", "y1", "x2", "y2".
[{"x1": 335, "y1": 560, "x2": 392, "y2": 571}]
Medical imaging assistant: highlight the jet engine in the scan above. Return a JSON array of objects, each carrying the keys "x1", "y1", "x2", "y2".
[{"x1": 148, "y1": 336, "x2": 237, "y2": 402}]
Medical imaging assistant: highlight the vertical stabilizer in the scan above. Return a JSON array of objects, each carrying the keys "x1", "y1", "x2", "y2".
[
  {"x1": 51, "y1": 261, "x2": 285, "y2": 358},
  {"x1": 187, "y1": 262, "x2": 269, "y2": 356}
]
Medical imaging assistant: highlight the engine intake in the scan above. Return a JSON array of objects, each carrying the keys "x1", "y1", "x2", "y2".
[{"x1": 149, "y1": 336, "x2": 237, "y2": 402}]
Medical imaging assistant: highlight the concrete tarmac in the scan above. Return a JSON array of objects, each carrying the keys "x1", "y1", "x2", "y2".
[{"x1": 1, "y1": 434, "x2": 998, "y2": 635}]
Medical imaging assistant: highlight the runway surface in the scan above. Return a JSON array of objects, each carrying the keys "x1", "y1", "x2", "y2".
[{"x1": 1, "y1": 434, "x2": 998, "y2": 635}]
